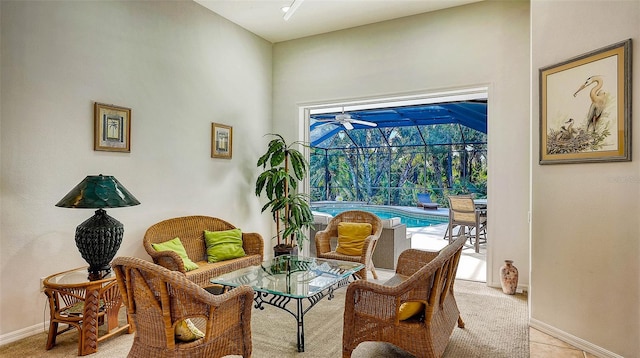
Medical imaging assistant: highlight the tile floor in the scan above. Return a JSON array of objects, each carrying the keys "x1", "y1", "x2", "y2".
[
  {"x1": 530, "y1": 328, "x2": 597, "y2": 357},
  {"x1": 406, "y1": 224, "x2": 597, "y2": 357}
]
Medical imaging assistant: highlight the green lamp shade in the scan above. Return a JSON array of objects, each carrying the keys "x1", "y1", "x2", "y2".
[
  {"x1": 55, "y1": 175, "x2": 140, "y2": 208},
  {"x1": 56, "y1": 175, "x2": 140, "y2": 280}
]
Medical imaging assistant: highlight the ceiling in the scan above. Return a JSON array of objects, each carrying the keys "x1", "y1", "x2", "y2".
[
  {"x1": 194, "y1": 0, "x2": 482, "y2": 43},
  {"x1": 193, "y1": 0, "x2": 488, "y2": 149}
]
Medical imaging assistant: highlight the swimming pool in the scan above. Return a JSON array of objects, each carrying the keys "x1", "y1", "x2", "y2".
[{"x1": 311, "y1": 203, "x2": 448, "y2": 228}]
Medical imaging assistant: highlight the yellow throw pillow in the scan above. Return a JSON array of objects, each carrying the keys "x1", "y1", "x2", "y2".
[
  {"x1": 335, "y1": 222, "x2": 372, "y2": 256},
  {"x1": 175, "y1": 318, "x2": 204, "y2": 342},
  {"x1": 398, "y1": 301, "x2": 425, "y2": 321},
  {"x1": 151, "y1": 237, "x2": 199, "y2": 271}
]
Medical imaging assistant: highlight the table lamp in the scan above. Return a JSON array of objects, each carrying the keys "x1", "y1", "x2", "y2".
[{"x1": 56, "y1": 174, "x2": 140, "y2": 280}]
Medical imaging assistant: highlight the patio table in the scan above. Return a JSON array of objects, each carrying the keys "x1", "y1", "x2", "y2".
[{"x1": 474, "y1": 198, "x2": 487, "y2": 209}]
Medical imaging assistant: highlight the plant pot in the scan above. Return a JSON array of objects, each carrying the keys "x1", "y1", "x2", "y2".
[{"x1": 273, "y1": 244, "x2": 298, "y2": 257}]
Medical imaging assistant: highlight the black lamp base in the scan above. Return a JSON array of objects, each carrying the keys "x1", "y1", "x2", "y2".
[{"x1": 75, "y1": 209, "x2": 124, "y2": 281}]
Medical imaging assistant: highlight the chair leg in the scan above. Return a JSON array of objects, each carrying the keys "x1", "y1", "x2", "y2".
[
  {"x1": 475, "y1": 227, "x2": 480, "y2": 253},
  {"x1": 46, "y1": 321, "x2": 59, "y2": 350},
  {"x1": 457, "y1": 315, "x2": 465, "y2": 328},
  {"x1": 370, "y1": 266, "x2": 378, "y2": 280}
]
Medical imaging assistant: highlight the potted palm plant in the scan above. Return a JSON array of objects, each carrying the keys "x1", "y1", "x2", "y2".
[{"x1": 255, "y1": 134, "x2": 314, "y2": 256}]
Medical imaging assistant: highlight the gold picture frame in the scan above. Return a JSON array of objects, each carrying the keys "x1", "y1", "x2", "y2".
[
  {"x1": 211, "y1": 123, "x2": 232, "y2": 159},
  {"x1": 539, "y1": 39, "x2": 631, "y2": 164},
  {"x1": 94, "y1": 102, "x2": 131, "y2": 152}
]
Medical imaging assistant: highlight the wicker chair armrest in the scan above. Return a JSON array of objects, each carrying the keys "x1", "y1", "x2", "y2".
[
  {"x1": 345, "y1": 279, "x2": 416, "y2": 322},
  {"x1": 146, "y1": 250, "x2": 187, "y2": 274},
  {"x1": 177, "y1": 282, "x2": 254, "y2": 312},
  {"x1": 347, "y1": 277, "x2": 400, "y2": 296},
  {"x1": 203, "y1": 285, "x2": 254, "y2": 308},
  {"x1": 241, "y1": 232, "x2": 264, "y2": 259},
  {"x1": 315, "y1": 229, "x2": 334, "y2": 255},
  {"x1": 396, "y1": 249, "x2": 439, "y2": 277},
  {"x1": 358, "y1": 235, "x2": 378, "y2": 262}
]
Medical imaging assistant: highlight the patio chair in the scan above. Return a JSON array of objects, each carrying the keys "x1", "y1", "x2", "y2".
[
  {"x1": 417, "y1": 193, "x2": 439, "y2": 210},
  {"x1": 112, "y1": 256, "x2": 254, "y2": 358},
  {"x1": 314, "y1": 210, "x2": 383, "y2": 280},
  {"x1": 342, "y1": 235, "x2": 467, "y2": 358},
  {"x1": 447, "y1": 195, "x2": 487, "y2": 253}
]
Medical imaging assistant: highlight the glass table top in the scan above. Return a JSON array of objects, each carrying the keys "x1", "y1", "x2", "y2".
[
  {"x1": 210, "y1": 255, "x2": 364, "y2": 299},
  {"x1": 44, "y1": 266, "x2": 116, "y2": 286}
]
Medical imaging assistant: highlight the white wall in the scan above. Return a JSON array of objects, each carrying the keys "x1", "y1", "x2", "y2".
[
  {"x1": 272, "y1": 0, "x2": 531, "y2": 289},
  {"x1": 0, "y1": 0, "x2": 273, "y2": 338},
  {"x1": 531, "y1": 1, "x2": 640, "y2": 357}
]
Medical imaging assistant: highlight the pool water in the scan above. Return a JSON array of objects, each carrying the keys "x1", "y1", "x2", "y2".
[{"x1": 311, "y1": 204, "x2": 448, "y2": 228}]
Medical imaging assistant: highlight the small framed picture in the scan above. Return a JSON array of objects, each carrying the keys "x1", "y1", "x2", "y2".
[
  {"x1": 211, "y1": 123, "x2": 232, "y2": 159},
  {"x1": 94, "y1": 102, "x2": 131, "y2": 152}
]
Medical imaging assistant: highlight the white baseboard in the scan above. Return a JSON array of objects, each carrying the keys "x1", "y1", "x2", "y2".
[
  {"x1": 529, "y1": 318, "x2": 623, "y2": 358},
  {"x1": 0, "y1": 322, "x2": 48, "y2": 347},
  {"x1": 485, "y1": 279, "x2": 529, "y2": 294}
]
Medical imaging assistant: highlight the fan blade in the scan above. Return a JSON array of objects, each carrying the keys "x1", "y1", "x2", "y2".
[
  {"x1": 314, "y1": 118, "x2": 337, "y2": 122},
  {"x1": 349, "y1": 119, "x2": 377, "y2": 127},
  {"x1": 343, "y1": 122, "x2": 354, "y2": 130}
]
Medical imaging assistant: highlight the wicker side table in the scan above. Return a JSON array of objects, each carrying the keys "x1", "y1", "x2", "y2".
[{"x1": 43, "y1": 266, "x2": 132, "y2": 356}]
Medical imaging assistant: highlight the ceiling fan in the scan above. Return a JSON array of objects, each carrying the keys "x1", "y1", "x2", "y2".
[{"x1": 315, "y1": 109, "x2": 378, "y2": 130}]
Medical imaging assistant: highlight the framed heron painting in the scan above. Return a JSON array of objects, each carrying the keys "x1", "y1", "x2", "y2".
[
  {"x1": 94, "y1": 102, "x2": 131, "y2": 152},
  {"x1": 539, "y1": 39, "x2": 631, "y2": 164}
]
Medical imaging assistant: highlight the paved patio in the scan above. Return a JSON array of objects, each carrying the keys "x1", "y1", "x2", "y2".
[{"x1": 408, "y1": 223, "x2": 487, "y2": 282}]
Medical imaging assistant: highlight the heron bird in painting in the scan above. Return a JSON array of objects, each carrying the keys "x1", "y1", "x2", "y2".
[{"x1": 573, "y1": 75, "x2": 606, "y2": 132}]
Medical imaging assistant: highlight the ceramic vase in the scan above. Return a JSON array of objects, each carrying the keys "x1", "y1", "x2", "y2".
[{"x1": 499, "y1": 260, "x2": 518, "y2": 295}]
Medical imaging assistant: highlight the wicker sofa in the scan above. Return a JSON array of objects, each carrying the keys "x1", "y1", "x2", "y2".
[
  {"x1": 342, "y1": 235, "x2": 467, "y2": 358},
  {"x1": 143, "y1": 216, "x2": 264, "y2": 287}
]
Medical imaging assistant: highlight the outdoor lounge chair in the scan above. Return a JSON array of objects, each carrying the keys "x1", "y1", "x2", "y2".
[{"x1": 417, "y1": 193, "x2": 439, "y2": 210}]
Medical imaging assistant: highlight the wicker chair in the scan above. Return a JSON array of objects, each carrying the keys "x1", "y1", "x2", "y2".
[
  {"x1": 315, "y1": 210, "x2": 383, "y2": 280},
  {"x1": 112, "y1": 256, "x2": 254, "y2": 358},
  {"x1": 143, "y1": 216, "x2": 264, "y2": 287},
  {"x1": 447, "y1": 195, "x2": 487, "y2": 253},
  {"x1": 342, "y1": 235, "x2": 467, "y2": 358}
]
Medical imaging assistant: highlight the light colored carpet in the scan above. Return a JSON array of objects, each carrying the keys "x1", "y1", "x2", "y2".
[{"x1": 0, "y1": 279, "x2": 528, "y2": 357}]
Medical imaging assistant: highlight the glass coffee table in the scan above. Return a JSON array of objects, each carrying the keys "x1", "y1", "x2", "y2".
[{"x1": 210, "y1": 255, "x2": 364, "y2": 352}]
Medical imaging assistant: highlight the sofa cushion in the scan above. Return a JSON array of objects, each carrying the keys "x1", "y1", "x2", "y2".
[
  {"x1": 336, "y1": 222, "x2": 372, "y2": 256},
  {"x1": 204, "y1": 228, "x2": 246, "y2": 263},
  {"x1": 151, "y1": 237, "x2": 199, "y2": 271}
]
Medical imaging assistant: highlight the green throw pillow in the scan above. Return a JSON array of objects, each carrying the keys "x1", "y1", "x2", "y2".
[
  {"x1": 151, "y1": 237, "x2": 199, "y2": 271},
  {"x1": 204, "y1": 228, "x2": 246, "y2": 263}
]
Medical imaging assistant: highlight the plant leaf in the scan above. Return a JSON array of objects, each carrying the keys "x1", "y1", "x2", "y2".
[
  {"x1": 270, "y1": 150, "x2": 285, "y2": 167},
  {"x1": 255, "y1": 173, "x2": 268, "y2": 196}
]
